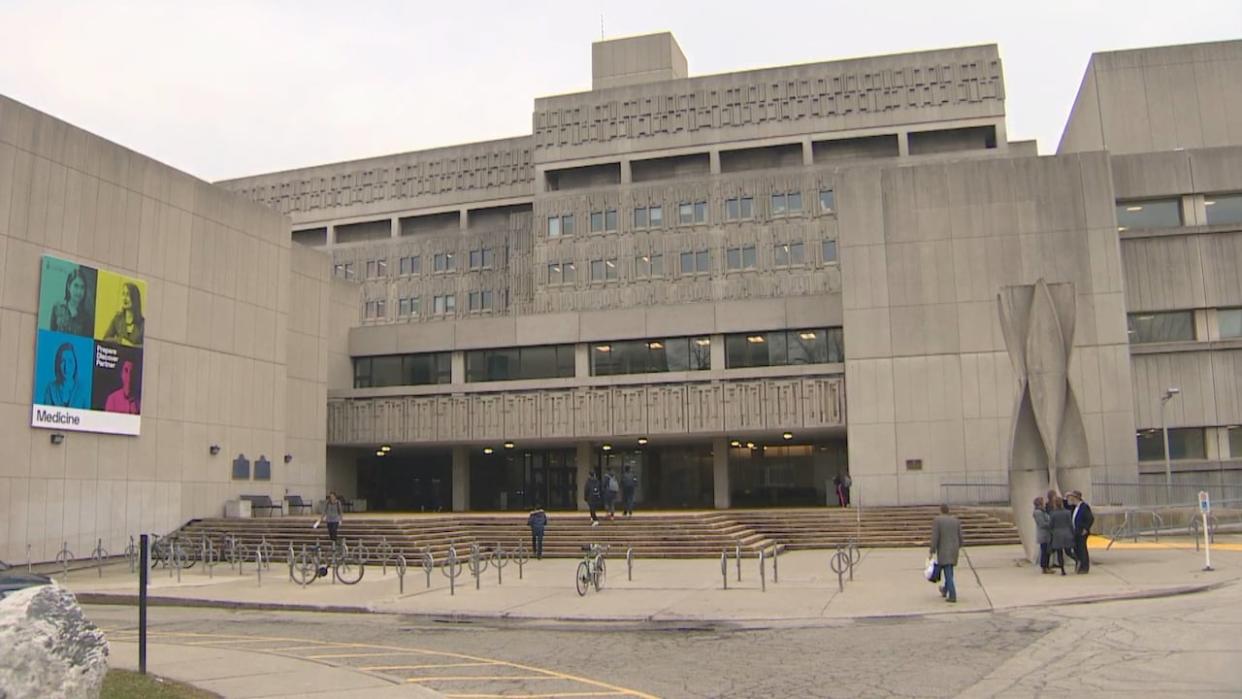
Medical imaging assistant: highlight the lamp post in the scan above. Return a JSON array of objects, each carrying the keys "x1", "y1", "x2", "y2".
[{"x1": 1160, "y1": 387, "x2": 1180, "y2": 504}]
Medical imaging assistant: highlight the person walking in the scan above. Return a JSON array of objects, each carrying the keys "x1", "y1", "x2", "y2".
[
  {"x1": 1048, "y1": 494, "x2": 1075, "y2": 575},
  {"x1": 318, "y1": 492, "x2": 344, "y2": 543},
  {"x1": 604, "y1": 468, "x2": 620, "y2": 520},
  {"x1": 833, "y1": 475, "x2": 845, "y2": 507},
  {"x1": 1033, "y1": 496, "x2": 1053, "y2": 573},
  {"x1": 583, "y1": 472, "x2": 602, "y2": 526},
  {"x1": 1067, "y1": 490, "x2": 1095, "y2": 573},
  {"x1": 526, "y1": 505, "x2": 548, "y2": 560},
  {"x1": 842, "y1": 473, "x2": 852, "y2": 506},
  {"x1": 929, "y1": 504, "x2": 963, "y2": 603},
  {"x1": 620, "y1": 465, "x2": 638, "y2": 517}
]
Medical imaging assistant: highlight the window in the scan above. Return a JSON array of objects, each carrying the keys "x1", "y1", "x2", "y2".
[
  {"x1": 466, "y1": 345, "x2": 575, "y2": 382},
  {"x1": 724, "y1": 196, "x2": 754, "y2": 221},
  {"x1": 726, "y1": 245, "x2": 757, "y2": 271},
  {"x1": 774, "y1": 242, "x2": 805, "y2": 266},
  {"x1": 433, "y1": 294, "x2": 456, "y2": 315},
  {"x1": 398, "y1": 296, "x2": 420, "y2": 317},
  {"x1": 1230, "y1": 426, "x2": 1242, "y2": 458},
  {"x1": 1220, "y1": 308, "x2": 1242, "y2": 339},
  {"x1": 1205, "y1": 193, "x2": 1242, "y2": 226},
  {"x1": 1116, "y1": 199, "x2": 1181, "y2": 231},
  {"x1": 590, "y1": 258, "x2": 618, "y2": 282},
  {"x1": 366, "y1": 259, "x2": 387, "y2": 279},
  {"x1": 468, "y1": 290, "x2": 494, "y2": 312},
  {"x1": 822, "y1": 239, "x2": 838, "y2": 263},
  {"x1": 788, "y1": 192, "x2": 802, "y2": 213},
  {"x1": 364, "y1": 299, "x2": 386, "y2": 319},
  {"x1": 587, "y1": 208, "x2": 617, "y2": 232},
  {"x1": 1127, "y1": 311, "x2": 1195, "y2": 343},
  {"x1": 434, "y1": 252, "x2": 456, "y2": 272},
  {"x1": 353, "y1": 352, "x2": 451, "y2": 388},
  {"x1": 547, "y1": 262, "x2": 563, "y2": 285},
  {"x1": 590, "y1": 211, "x2": 604, "y2": 232},
  {"x1": 562, "y1": 261, "x2": 576, "y2": 283},
  {"x1": 1136, "y1": 428, "x2": 1207, "y2": 461},
  {"x1": 399, "y1": 255, "x2": 421, "y2": 275},
  {"x1": 725, "y1": 328, "x2": 844, "y2": 368},
  {"x1": 333, "y1": 262, "x2": 355, "y2": 280},
  {"x1": 635, "y1": 254, "x2": 664, "y2": 278},
  {"x1": 633, "y1": 205, "x2": 663, "y2": 228},
  {"x1": 681, "y1": 250, "x2": 710, "y2": 275},
  {"x1": 591, "y1": 336, "x2": 712, "y2": 376},
  {"x1": 468, "y1": 248, "x2": 494, "y2": 270},
  {"x1": 634, "y1": 207, "x2": 648, "y2": 228},
  {"x1": 819, "y1": 189, "x2": 836, "y2": 214},
  {"x1": 649, "y1": 205, "x2": 663, "y2": 227},
  {"x1": 548, "y1": 214, "x2": 575, "y2": 237},
  {"x1": 678, "y1": 201, "x2": 706, "y2": 225}
]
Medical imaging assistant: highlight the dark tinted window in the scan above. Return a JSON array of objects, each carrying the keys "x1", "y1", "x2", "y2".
[
  {"x1": 1205, "y1": 194, "x2": 1242, "y2": 226},
  {"x1": 590, "y1": 336, "x2": 711, "y2": 376},
  {"x1": 725, "y1": 328, "x2": 844, "y2": 368},
  {"x1": 1127, "y1": 311, "x2": 1194, "y2": 343},
  {"x1": 353, "y1": 353, "x2": 451, "y2": 388},
  {"x1": 465, "y1": 345, "x2": 575, "y2": 382},
  {"x1": 1136, "y1": 428, "x2": 1206, "y2": 461}
]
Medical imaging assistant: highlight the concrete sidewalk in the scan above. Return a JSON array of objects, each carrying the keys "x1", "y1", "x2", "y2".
[{"x1": 64, "y1": 536, "x2": 1240, "y2": 625}]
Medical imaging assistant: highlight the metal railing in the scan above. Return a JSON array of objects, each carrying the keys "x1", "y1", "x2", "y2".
[
  {"x1": 1092, "y1": 482, "x2": 1242, "y2": 508},
  {"x1": 939, "y1": 481, "x2": 1009, "y2": 506}
]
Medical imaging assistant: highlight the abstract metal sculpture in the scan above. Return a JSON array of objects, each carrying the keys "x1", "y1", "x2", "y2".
[{"x1": 998, "y1": 279, "x2": 1092, "y2": 560}]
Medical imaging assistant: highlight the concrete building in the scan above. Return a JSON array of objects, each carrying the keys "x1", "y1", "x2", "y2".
[{"x1": 4, "y1": 34, "x2": 1242, "y2": 559}]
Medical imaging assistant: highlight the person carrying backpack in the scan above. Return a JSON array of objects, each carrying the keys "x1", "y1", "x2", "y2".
[
  {"x1": 604, "y1": 469, "x2": 620, "y2": 520},
  {"x1": 526, "y1": 505, "x2": 548, "y2": 559},
  {"x1": 583, "y1": 473, "x2": 602, "y2": 526},
  {"x1": 620, "y1": 466, "x2": 638, "y2": 517}
]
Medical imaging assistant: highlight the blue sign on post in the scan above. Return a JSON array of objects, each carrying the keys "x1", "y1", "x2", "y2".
[{"x1": 1199, "y1": 491, "x2": 1210, "y2": 514}]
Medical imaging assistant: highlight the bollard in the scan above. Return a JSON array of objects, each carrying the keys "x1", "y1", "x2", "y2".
[
  {"x1": 626, "y1": 546, "x2": 634, "y2": 582},
  {"x1": 771, "y1": 544, "x2": 779, "y2": 583},
  {"x1": 492, "y1": 543, "x2": 509, "y2": 585},
  {"x1": 759, "y1": 549, "x2": 766, "y2": 592},
  {"x1": 511, "y1": 542, "x2": 528, "y2": 580},
  {"x1": 422, "y1": 546, "x2": 434, "y2": 588},
  {"x1": 468, "y1": 543, "x2": 490, "y2": 590},
  {"x1": 57, "y1": 541, "x2": 73, "y2": 580},
  {"x1": 735, "y1": 544, "x2": 742, "y2": 582},
  {"x1": 441, "y1": 546, "x2": 463, "y2": 596},
  {"x1": 720, "y1": 550, "x2": 728, "y2": 590},
  {"x1": 92, "y1": 538, "x2": 108, "y2": 578},
  {"x1": 396, "y1": 553, "x2": 407, "y2": 594}
]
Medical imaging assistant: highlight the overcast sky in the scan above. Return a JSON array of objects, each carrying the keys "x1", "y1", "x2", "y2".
[{"x1": 2, "y1": 1, "x2": 1239, "y2": 182}]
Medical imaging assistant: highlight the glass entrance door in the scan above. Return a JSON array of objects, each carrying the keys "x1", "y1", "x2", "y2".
[{"x1": 523, "y1": 449, "x2": 577, "y2": 510}]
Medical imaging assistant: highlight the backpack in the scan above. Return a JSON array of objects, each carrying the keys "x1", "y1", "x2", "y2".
[
  {"x1": 606, "y1": 474, "x2": 619, "y2": 493},
  {"x1": 584, "y1": 480, "x2": 600, "y2": 501},
  {"x1": 621, "y1": 472, "x2": 637, "y2": 490}
]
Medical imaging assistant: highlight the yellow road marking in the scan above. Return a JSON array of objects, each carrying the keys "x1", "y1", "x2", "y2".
[
  {"x1": 444, "y1": 693, "x2": 628, "y2": 698},
  {"x1": 362, "y1": 662, "x2": 494, "y2": 671},
  {"x1": 308, "y1": 650, "x2": 439, "y2": 660},
  {"x1": 1096, "y1": 536, "x2": 1242, "y2": 552},
  {"x1": 408, "y1": 676, "x2": 566, "y2": 682}
]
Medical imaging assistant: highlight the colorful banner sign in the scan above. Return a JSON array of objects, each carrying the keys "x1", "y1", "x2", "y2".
[{"x1": 31, "y1": 255, "x2": 146, "y2": 435}]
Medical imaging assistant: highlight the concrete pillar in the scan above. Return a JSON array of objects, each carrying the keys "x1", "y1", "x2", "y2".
[
  {"x1": 709, "y1": 150, "x2": 721, "y2": 175},
  {"x1": 710, "y1": 334, "x2": 725, "y2": 371},
  {"x1": 459, "y1": 209, "x2": 469, "y2": 231},
  {"x1": 575, "y1": 442, "x2": 593, "y2": 512},
  {"x1": 802, "y1": 138, "x2": 814, "y2": 166},
  {"x1": 712, "y1": 437, "x2": 730, "y2": 509},
  {"x1": 451, "y1": 351, "x2": 466, "y2": 384},
  {"x1": 575, "y1": 344, "x2": 590, "y2": 378},
  {"x1": 898, "y1": 131, "x2": 911, "y2": 157},
  {"x1": 620, "y1": 159, "x2": 632, "y2": 184},
  {"x1": 326, "y1": 224, "x2": 337, "y2": 247},
  {"x1": 390, "y1": 217, "x2": 400, "y2": 238},
  {"x1": 452, "y1": 446, "x2": 470, "y2": 511}
]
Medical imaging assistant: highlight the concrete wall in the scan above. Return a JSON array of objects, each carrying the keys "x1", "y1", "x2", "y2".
[
  {"x1": 840, "y1": 153, "x2": 1139, "y2": 505},
  {"x1": 0, "y1": 95, "x2": 332, "y2": 563},
  {"x1": 1059, "y1": 40, "x2": 1242, "y2": 154}
]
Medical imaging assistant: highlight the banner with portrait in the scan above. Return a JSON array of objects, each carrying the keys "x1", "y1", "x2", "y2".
[{"x1": 32, "y1": 255, "x2": 146, "y2": 435}]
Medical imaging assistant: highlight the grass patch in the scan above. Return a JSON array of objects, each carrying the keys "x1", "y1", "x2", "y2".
[{"x1": 101, "y1": 669, "x2": 218, "y2": 699}]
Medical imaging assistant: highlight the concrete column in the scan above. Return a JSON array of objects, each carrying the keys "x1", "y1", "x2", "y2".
[
  {"x1": 452, "y1": 446, "x2": 470, "y2": 511},
  {"x1": 390, "y1": 217, "x2": 400, "y2": 238},
  {"x1": 898, "y1": 131, "x2": 911, "y2": 157},
  {"x1": 620, "y1": 159, "x2": 632, "y2": 184},
  {"x1": 802, "y1": 138, "x2": 814, "y2": 166},
  {"x1": 575, "y1": 344, "x2": 590, "y2": 378},
  {"x1": 712, "y1": 437, "x2": 730, "y2": 509},
  {"x1": 451, "y1": 351, "x2": 466, "y2": 384},
  {"x1": 710, "y1": 334, "x2": 725, "y2": 371},
  {"x1": 709, "y1": 150, "x2": 721, "y2": 175},
  {"x1": 326, "y1": 224, "x2": 337, "y2": 247},
  {"x1": 459, "y1": 209, "x2": 469, "y2": 231},
  {"x1": 575, "y1": 442, "x2": 593, "y2": 512}
]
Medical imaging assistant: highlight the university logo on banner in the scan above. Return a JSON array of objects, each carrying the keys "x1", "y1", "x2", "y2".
[{"x1": 31, "y1": 255, "x2": 147, "y2": 436}]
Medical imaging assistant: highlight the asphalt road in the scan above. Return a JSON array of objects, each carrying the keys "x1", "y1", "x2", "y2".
[{"x1": 84, "y1": 580, "x2": 1242, "y2": 698}]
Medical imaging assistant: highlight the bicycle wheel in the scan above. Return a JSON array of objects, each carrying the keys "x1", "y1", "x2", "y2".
[
  {"x1": 576, "y1": 561, "x2": 590, "y2": 596},
  {"x1": 334, "y1": 556, "x2": 365, "y2": 585},
  {"x1": 594, "y1": 555, "x2": 606, "y2": 591},
  {"x1": 290, "y1": 551, "x2": 318, "y2": 585},
  {"x1": 174, "y1": 543, "x2": 196, "y2": 569}
]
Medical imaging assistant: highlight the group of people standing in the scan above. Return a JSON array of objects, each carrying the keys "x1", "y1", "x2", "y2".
[
  {"x1": 582, "y1": 467, "x2": 639, "y2": 525},
  {"x1": 1032, "y1": 489, "x2": 1094, "y2": 575}
]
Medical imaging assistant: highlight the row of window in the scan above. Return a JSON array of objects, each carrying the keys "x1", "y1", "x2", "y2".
[
  {"x1": 1136, "y1": 426, "x2": 1242, "y2": 462},
  {"x1": 337, "y1": 249, "x2": 499, "y2": 280},
  {"x1": 547, "y1": 190, "x2": 836, "y2": 237},
  {"x1": 350, "y1": 327, "x2": 845, "y2": 387},
  {"x1": 1116, "y1": 193, "x2": 1242, "y2": 231},
  {"x1": 367, "y1": 291, "x2": 504, "y2": 319},
  {"x1": 545, "y1": 241, "x2": 838, "y2": 285},
  {"x1": 1127, "y1": 309, "x2": 1242, "y2": 343}
]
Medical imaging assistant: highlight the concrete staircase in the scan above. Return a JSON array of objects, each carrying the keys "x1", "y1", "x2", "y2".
[{"x1": 173, "y1": 507, "x2": 1018, "y2": 562}]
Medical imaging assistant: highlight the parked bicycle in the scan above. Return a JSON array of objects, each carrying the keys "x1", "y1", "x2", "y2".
[
  {"x1": 150, "y1": 534, "x2": 195, "y2": 570},
  {"x1": 575, "y1": 543, "x2": 608, "y2": 596},
  {"x1": 290, "y1": 540, "x2": 365, "y2": 585}
]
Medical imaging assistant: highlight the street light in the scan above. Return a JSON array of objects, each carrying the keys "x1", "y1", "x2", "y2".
[{"x1": 1160, "y1": 387, "x2": 1180, "y2": 503}]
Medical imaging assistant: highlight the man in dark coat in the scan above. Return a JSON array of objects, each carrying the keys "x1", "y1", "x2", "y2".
[
  {"x1": 583, "y1": 473, "x2": 602, "y2": 526},
  {"x1": 1067, "y1": 490, "x2": 1095, "y2": 573},
  {"x1": 526, "y1": 506, "x2": 548, "y2": 559},
  {"x1": 929, "y1": 504, "x2": 963, "y2": 603}
]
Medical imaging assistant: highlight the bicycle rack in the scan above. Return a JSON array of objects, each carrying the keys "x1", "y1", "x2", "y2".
[
  {"x1": 467, "y1": 543, "x2": 490, "y2": 590},
  {"x1": 442, "y1": 546, "x2": 463, "y2": 596},
  {"x1": 396, "y1": 553, "x2": 407, "y2": 593},
  {"x1": 735, "y1": 544, "x2": 742, "y2": 582},
  {"x1": 771, "y1": 543, "x2": 779, "y2": 583},
  {"x1": 626, "y1": 546, "x2": 634, "y2": 582},
  {"x1": 91, "y1": 539, "x2": 108, "y2": 578},
  {"x1": 56, "y1": 541, "x2": 74, "y2": 579},
  {"x1": 125, "y1": 536, "x2": 137, "y2": 574},
  {"x1": 492, "y1": 543, "x2": 509, "y2": 585},
  {"x1": 256, "y1": 537, "x2": 274, "y2": 571},
  {"x1": 377, "y1": 537, "x2": 395, "y2": 576},
  {"x1": 421, "y1": 546, "x2": 434, "y2": 588},
  {"x1": 720, "y1": 550, "x2": 728, "y2": 590},
  {"x1": 255, "y1": 545, "x2": 263, "y2": 587},
  {"x1": 759, "y1": 548, "x2": 766, "y2": 592},
  {"x1": 511, "y1": 542, "x2": 528, "y2": 580},
  {"x1": 830, "y1": 545, "x2": 852, "y2": 592},
  {"x1": 201, "y1": 538, "x2": 216, "y2": 578}
]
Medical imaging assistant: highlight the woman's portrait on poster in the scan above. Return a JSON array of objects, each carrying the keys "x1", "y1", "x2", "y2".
[
  {"x1": 103, "y1": 281, "x2": 144, "y2": 347},
  {"x1": 49, "y1": 267, "x2": 94, "y2": 337},
  {"x1": 42, "y1": 342, "x2": 85, "y2": 408}
]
